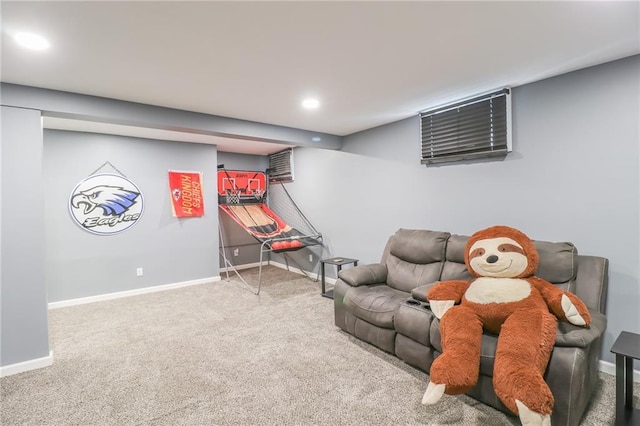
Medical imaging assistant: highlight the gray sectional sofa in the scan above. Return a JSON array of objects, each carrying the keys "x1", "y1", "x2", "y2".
[{"x1": 333, "y1": 229, "x2": 608, "y2": 426}]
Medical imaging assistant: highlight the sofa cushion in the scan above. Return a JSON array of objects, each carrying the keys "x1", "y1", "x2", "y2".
[
  {"x1": 380, "y1": 229, "x2": 449, "y2": 293},
  {"x1": 445, "y1": 234, "x2": 468, "y2": 263},
  {"x1": 343, "y1": 284, "x2": 408, "y2": 329},
  {"x1": 555, "y1": 311, "x2": 606, "y2": 348},
  {"x1": 389, "y1": 229, "x2": 450, "y2": 264},
  {"x1": 441, "y1": 234, "x2": 474, "y2": 281},
  {"x1": 387, "y1": 257, "x2": 443, "y2": 293},
  {"x1": 534, "y1": 241, "x2": 577, "y2": 284},
  {"x1": 440, "y1": 262, "x2": 473, "y2": 282}
]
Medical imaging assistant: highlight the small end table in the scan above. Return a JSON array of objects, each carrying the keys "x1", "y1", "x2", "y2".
[
  {"x1": 610, "y1": 331, "x2": 640, "y2": 425},
  {"x1": 320, "y1": 257, "x2": 358, "y2": 299}
]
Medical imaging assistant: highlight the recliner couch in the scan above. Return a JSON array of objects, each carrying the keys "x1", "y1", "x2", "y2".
[{"x1": 333, "y1": 229, "x2": 608, "y2": 426}]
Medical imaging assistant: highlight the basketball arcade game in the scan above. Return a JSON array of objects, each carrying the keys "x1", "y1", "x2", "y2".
[{"x1": 218, "y1": 169, "x2": 323, "y2": 294}]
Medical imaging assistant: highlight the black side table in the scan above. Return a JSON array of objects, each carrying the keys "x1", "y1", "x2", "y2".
[
  {"x1": 610, "y1": 331, "x2": 640, "y2": 425},
  {"x1": 320, "y1": 257, "x2": 358, "y2": 299}
]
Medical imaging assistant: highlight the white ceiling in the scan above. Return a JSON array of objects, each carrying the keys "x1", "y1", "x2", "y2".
[{"x1": 2, "y1": 1, "x2": 639, "y2": 153}]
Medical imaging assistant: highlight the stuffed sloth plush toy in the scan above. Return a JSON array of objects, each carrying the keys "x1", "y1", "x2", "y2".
[{"x1": 421, "y1": 225, "x2": 591, "y2": 426}]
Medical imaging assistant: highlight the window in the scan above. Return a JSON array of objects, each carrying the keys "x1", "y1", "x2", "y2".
[
  {"x1": 268, "y1": 148, "x2": 294, "y2": 183},
  {"x1": 420, "y1": 89, "x2": 511, "y2": 165}
]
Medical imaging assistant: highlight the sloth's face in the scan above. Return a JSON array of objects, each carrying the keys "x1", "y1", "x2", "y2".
[{"x1": 468, "y1": 237, "x2": 529, "y2": 278}]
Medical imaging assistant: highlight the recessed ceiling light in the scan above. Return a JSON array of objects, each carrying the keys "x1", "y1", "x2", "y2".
[
  {"x1": 14, "y1": 32, "x2": 50, "y2": 51},
  {"x1": 302, "y1": 98, "x2": 320, "y2": 110},
  {"x1": 311, "y1": 136, "x2": 322, "y2": 142}
]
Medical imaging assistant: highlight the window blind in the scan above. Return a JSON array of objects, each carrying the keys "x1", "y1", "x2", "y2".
[
  {"x1": 268, "y1": 148, "x2": 294, "y2": 183},
  {"x1": 420, "y1": 89, "x2": 511, "y2": 165}
]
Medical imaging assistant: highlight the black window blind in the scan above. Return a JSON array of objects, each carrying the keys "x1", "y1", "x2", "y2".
[
  {"x1": 268, "y1": 148, "x2": 294, "y2": 183},
  {"x1": 420, "y1": 89, "x2": 510, "y2": 165}
]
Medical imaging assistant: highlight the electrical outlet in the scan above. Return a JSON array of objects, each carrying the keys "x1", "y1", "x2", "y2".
[
  {"x1": 136, "y1": 267, "x2": 143, "y2": 277},
  {"x1": 309, "y1": 254, "x2": 313, "y2": 262},
  {"x1": 233, "y1": 248, "x2": 239, "y2": 257}
]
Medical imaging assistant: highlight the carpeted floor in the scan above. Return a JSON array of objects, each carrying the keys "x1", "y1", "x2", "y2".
[{"x1": 0, "y1": 266, "x2": 636, "y2": 425}]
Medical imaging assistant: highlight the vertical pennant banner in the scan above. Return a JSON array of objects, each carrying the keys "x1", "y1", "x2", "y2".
[{"x1": 168, "y1": 170, "x2": 205, "y2": 217}]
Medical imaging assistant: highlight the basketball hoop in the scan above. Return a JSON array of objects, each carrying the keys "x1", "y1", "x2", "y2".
[
  {"x1": 253, "y1": 188, "x2": 265, "y2": 201},
  {"x1": 226, "y1": 189, "x2": 240, "y2": 204}
]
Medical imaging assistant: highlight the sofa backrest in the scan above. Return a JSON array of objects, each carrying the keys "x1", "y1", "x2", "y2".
[
  {"x1": 379, "y1": 228, "x2": 608, "y2": 313},
  {"x1": 380, "y1": 229, "x2": 450, "y2": 293},
  {"x1": 533, "y1": 240, "x2": 578, "y2": 290},
  {"x1": 440, "y1": 234, "x2": 473, "y2": 281},
  {"x1": 441, "y1": 234, "x2": 578, "y2": 286}
]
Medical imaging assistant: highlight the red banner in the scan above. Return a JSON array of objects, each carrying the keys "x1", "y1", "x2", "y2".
[{"x1": 168, "y1": 171, "x2": 205, "y2": 217}]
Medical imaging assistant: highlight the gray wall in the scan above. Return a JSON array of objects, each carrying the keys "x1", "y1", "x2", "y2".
[
  {"x1": 43, "y1": 130, "x2": 219, "y2": 302},
  {"x1": 282, "y1": 55, "x2": 640, "y2": 364},
  {"x1": 1, "y1": 84, "x2": 327, "y2": 369},
  {"x1": 1, "y1": 106, "x2": 50, "y2": 366},
  {"x1": 217, "y1": 151, "x2": 268, "y2": 171}
]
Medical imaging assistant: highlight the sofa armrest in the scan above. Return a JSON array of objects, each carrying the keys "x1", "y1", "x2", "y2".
[
  {"x1": 410, "y1": 283, "x2": 440, "y2": 303},
  {"x1": 554, "y1": 310, "x2": 606, "y2": 348},
  {"x1": 338, "y1": 264, "x2": 388, "y2": 287}
]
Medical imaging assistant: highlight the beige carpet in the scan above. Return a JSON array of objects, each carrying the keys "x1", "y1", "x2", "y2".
[{"x1": 0, "y1": 266, "x2": 635, "y2": 425}]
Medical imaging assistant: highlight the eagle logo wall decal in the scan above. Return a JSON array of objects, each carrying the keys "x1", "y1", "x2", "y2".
[
  {"x1": 69, "y1": 173, "x2": 144, "y2": 235},
  {"x1": 71, "y1": 185, "x2": 139, "y2": 216}
]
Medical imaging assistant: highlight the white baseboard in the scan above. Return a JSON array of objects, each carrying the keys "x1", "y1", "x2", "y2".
[
  {"x1": 269, "y1": 260, "x2": 306, "y2": 276},
  {"x1": 268, "y1": 261, "x2": 336, "y2": 283},
  {"x1": 599, "y1": 359, "x2": 640, "y2": 382},
  {"x1": 325, "y1": 276, "x2": 337, "y2": 285},
  {"x1": 0, "y1": 351, "x2": 54, "y2": 378},
  {"x1": 48, "y1": 276, "x2": 221, "y2": 309},
  {"x1": 222, "y1": 260, "x2": 339, "y2": 285},
  {"x1": 220, "y1": 262, "x2": 264, "y2": 273}
]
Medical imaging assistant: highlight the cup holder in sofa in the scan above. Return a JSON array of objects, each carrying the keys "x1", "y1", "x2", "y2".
[
  {"x1": 405, "y1": 299, "x2": 431, "y2": 311},
  {"x1": 406, "y1": 299, "x2": 430, "y2": 310}
]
